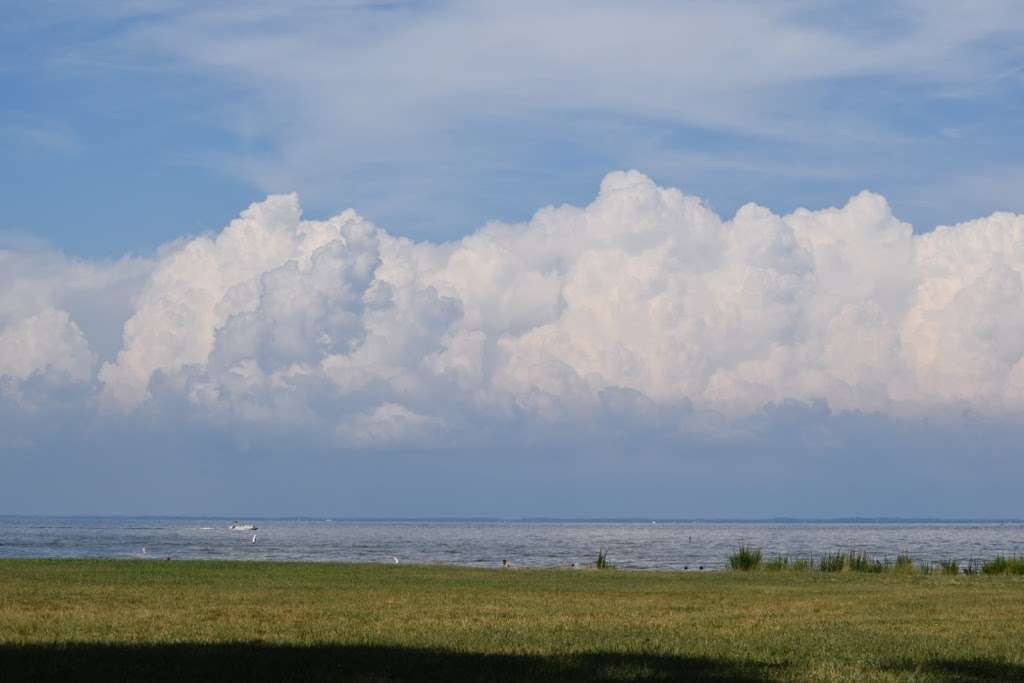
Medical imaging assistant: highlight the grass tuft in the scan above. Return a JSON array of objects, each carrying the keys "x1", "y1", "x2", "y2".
[
  {"x1": 894, "y1": 553, "x2": 915, "y2": 573},
  {"x1": 939, "y1": 559, "x2": 960, "y2": 575},
  {"x1": 845, "y1": 550, "x2": 884, "y2": 573},
  {"x1": 595, "y1": 549, "x2": 613, "y2": 570},
  {"x1": 728, "y1": 545, "x2": 763, "y2": 571},
  {"x1": 819, "y1": 552, "x2": 845, "y2": 572}
]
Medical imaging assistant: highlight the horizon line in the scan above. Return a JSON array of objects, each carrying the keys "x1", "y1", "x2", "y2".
[{"x1": 2, "y1": 514, "x2": 1022, "y2": 524}]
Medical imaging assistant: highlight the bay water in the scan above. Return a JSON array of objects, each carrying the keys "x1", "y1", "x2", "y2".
[{"x1": 2, "y1": 517, "x2": 1022, "y2": 570}]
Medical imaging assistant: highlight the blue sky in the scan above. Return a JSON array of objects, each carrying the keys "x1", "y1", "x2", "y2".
[
  {"x1": 4, "y1": 1, "x2": 1023, "y2": 256},
  {"x1": 2, "y1": 2, "x2": 1024, "y2": 517}
]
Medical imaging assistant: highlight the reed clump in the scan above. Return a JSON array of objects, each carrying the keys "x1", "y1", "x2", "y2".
[
  {"x1": 724, "y1": 547, "x2": 1024, "y2": 576},
  {"x1": 819, "y1": 552, "x2": 845, "y2": 572},
  {"x1": 762, "y1": 556, "x2": 812, "y2": 571},
  {"x1": 847, "y1": 551, "x2": 885, "y2": 573},
  {"x1": 728, "y1": 545, "x2": 763, "y2": 571},
  {"x1": 894, "y1": 553, "x2": 915, "y2": 573},
  {"x1": 595, "y1": 549, "x2": 613, "y2": 570},
  {"x1": 981, "y1": 555, "x2": 1024, "y2": 575}
]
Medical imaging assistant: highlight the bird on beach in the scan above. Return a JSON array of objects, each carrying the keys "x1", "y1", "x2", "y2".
[
  {"x1": 251, "y1": 534, "x2": 257, "y2": 544},
  {"x1": 393, "y1": 556, "x2": 399, "y2": 564}
]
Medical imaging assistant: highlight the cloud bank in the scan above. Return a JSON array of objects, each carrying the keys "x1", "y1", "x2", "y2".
[{"x1": 3, "y1": 172, "x2": 1024, "y2": 451}]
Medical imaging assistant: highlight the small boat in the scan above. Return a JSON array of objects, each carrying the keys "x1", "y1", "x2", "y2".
[{"x1": 229, "y1": 521, "x2": 258, "y2": 531}]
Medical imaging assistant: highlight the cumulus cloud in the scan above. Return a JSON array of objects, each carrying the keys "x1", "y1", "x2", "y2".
[
  {"x1": 4, "y1": 172, "x2": 1024, "y2": 447},
  {"x1": 0, "y1": 309, "x2": 94, "y2": 383}
]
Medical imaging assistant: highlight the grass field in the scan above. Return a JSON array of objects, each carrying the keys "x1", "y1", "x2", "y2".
[{"x1": 2, "y1": 559, "x2": 1024, "y2": 681}]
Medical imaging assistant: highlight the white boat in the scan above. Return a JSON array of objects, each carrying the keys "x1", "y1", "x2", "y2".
[{"x1": 229, "y1": 521, "x2": 258, "y2": 531}]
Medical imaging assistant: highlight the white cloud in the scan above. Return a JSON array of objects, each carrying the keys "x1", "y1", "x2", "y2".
[
  {"x1": 0, "y1": 309, "x2": 94, "y2": 383},
  {"x1": 5, "y1": 171, "x2": 1024, "y2": 446},
  {"x1": 0, "y1": 247, "x2": 152, "y2": 394}
]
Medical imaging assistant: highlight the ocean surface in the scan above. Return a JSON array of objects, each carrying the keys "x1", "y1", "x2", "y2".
[{"x1": 3, "y1": 517, "x2": 1023, "y2": 570}]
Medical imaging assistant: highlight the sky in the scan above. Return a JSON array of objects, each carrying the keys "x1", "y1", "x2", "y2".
[{"x1": 2, "y1": 1, "x2": 1024, "y2": 517}]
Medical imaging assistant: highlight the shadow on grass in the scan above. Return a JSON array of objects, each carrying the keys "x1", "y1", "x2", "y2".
[
  {"x1": 0, "y1": 643, "x2": 776, "y2": 682},
  {"x1": 3, "y1": 644, "x2": 1023, "y2": 682},
  {"x1": 889, "y1": 659, "x2": 1024, "y2": 682}
]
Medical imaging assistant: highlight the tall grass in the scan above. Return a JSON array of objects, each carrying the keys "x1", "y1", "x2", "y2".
[
  {"x1": 721, "y1": 548, "x2": 1024, "y2": 575},
  {"x1": 982, "y1": 555, "x2": 1024, "y2": 575},
  {"x1": 763, "y1": 556, "x2": 812, "y2": 571},
  {"x1": 728, "y1": 545, "x2": 763, "y2": 571},
  {"x1": 894, "y1": 553, "x2": 915, "y2": 573},
  {"x1": 596, "y1": 549, "x2": 611, "y2": 570},
  {"x1": 819, "y1": 552, "x2": 845, "y2": 572},
  {"x1": 847, "y1": 551, "x2": 885, "y2": 573}
]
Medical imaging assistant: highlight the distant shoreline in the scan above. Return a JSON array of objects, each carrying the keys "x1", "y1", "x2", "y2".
[{"x1": 2, "y1": 514, "x2": 1022, "y2": 524}]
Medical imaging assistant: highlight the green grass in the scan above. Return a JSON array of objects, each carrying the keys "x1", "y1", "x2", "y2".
[
  {"x1": 981, "y1": 555, "x2": 1024, "y2": 575},
  {"x1": 939, "y1": 560, "x2": 960, "y2": 575},
  {"x1": 845, "y1": 550, "x2": 885, "y2": 573},
  {"x1": 2, "y1": 559, "x2": 1024, "y2": 681},
  {"x1": 731, "y1": 548, "x2": 964, "y2": 576},
  {"x1": 728, "y1": 544, "x2": 763, "y2": 571},
  {"x1": 819, "y1": 551, "x2": 846, "y2": 572}
]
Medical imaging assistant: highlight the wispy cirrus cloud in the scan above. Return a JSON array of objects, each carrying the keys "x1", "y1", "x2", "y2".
[{"x1": 20, "y1": 0, "x2": 1019, "y2": 239}]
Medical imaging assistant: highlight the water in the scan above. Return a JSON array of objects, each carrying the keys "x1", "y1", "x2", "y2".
[{"x1": 1, "y1": 517, "x2": 1022, "y2": 570}]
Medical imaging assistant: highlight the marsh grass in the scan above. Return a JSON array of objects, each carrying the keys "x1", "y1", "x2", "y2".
[
  {"x1": 761, "y1": 556, "x2": 811, "y2": 572},
  {"x1": 727, "y1": 545, "x2": 762, "y2": 571},
  {"x1": 729, "y1": 547, "x2": 897, "y2": 574},
  {"x1": 595, "y1": 549, "x2": 612, "y2": 569},
  {"x1": 847, "y1": 550, "x2": 885, "y2": 573},
  {"x1": 819, "y1": 551, "x2": 845, "y2": 572},
  {"x1": 731, "y1": 548, "x2": 1024, "y2": 577},
  {"x1": 893, "y1": 553, "x2": 914, "y2": 573},
  {"x1": 982, "y1": 555, "x2": 1024, "y2": 575}
]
